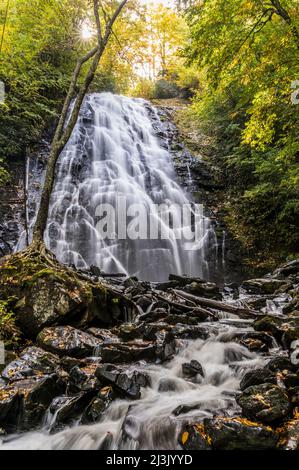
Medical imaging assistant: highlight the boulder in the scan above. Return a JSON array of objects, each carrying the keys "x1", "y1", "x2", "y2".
[
  {"x1": 81, "y1": 386, "x2": 114, "y2": 424},
  {"x1": 183, "y1": 281, "x2": 221, "y2": 300},
  {"x1": 86, "y1": 328, "x2": 119, "y2": 343},
  {"x1": 241, "y1": 278, "x2": 290, "y2": 295},
  {"x1": 240, "y1": 332, "x2": 274, "y2": 352},
  {"x1": 179, "y1": 423, "x2": 211, "y2": 450},
  {"x1": 171, "y1": 325, "x2": 209, "y2": 340},
  {"x1": 47, "y1": 393, "x2": 92, "y2": 430},
  {"x1": 1, "y1": 346, "x2": 59, "y2": 382},
  {"x1": 96, "y1": 364, "x2": 149, "y2": 400},
  {"x1": 240, "y1": 368, "x2": 277, "y2": 391},
  {"x1": 100, "y1": 341, "x2": 156, "y2": 363},
  {"x1": 182, "y1": 360, "x2": 204, "y2": 379},
  {"x1": 37, "y1": 326, "x2": 99, "y2": 358},
  {"x1": 237, "y1": 383, "x2": 291, "y2": 424},
  {"x1": 265, "y1": 356, "x2": 297, "y2": 373},
  {"x1": 69, "y1": 363, "x2": 100, "y2": 392},
  {"x1": 0, "y1": 374, "x2": 64, "y2": 431},
  {"x1": 278, "y1": 419, "x2": 299, "y2": 450},
  {"x1": 204, "y1": 417, "x2": 278, "y2": 450},
  {"x1": 155, "y1": 330, "x2": 176, "y2": 362}
]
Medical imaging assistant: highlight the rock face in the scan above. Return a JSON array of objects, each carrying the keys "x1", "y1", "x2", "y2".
[
  {"x1": 1, "y1": 346, "x2": 59, "y2": 382},
  {"x1": 37, "y1": 326, "x2": 99, "y2": 358},
  {"x1": 179, "y1": 418, "x2": 278, "y2": 450},
  {"x1": 0, "y1": 374, "x2": 64, "y2": 432},
  {"x1": 240, "y1": 369, "x2": 277, "y2": 391},
  {"x1": 237, "y1": 384, "x2": 291, "y2": 424},
  {"x1": 182, "y1": 360, "x2": 204, "y2": 379},
  {"x1": 96, "y1": 364, "x2": 149, "y2": 400}
]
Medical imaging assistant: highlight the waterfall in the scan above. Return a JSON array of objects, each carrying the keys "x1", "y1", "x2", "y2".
[{"x1": 40, "y1": 93, "x2": 217, "y2": 282}]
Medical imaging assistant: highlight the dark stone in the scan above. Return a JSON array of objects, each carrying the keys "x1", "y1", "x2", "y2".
[
  {"x1": 240, "y1": 332, "x2": 274, "y2": 352},
  {"x1": 241, "y1": 278, "x2": 290, "y2": 295},
  {"x1": 116, "y1": 323, "x2": 144, "y2": 341},
  {"x1": 48, "y1": 393, "x2": 92, "y2": 429},
  {"x1": 14, "y1": 276, "x2": 92, "y2": 338},
  {"x1": 0, "y1": 374, "x2": 64, "y2": 432},
  {"x1": 265, "y1": 356, "x2": 297, "y2": 373},
  {"x1": 155, "y1": 330, "x2": 176, "y2": 362},
  {"x1": 96, "y1": 364, "x2": 149, "y2": 400},
  {"x1": 237, "y1": 383, "x2": 291, "y2": 424},
  {"x1": 283, "y1": 372, "x2": 299, "y2": 389},
  {"x1": 81, "y1": 386, "x2": 114, "y2": 424},
  {"x1": 172, "y1": 325, "x2": 209, "y2": 340},
  {"x1": 69, "y1": 363, "x2": 100, "y2": 392},
  {"x1": 240, "y1": 368, "x2": 277, "y2": 391},
  {"x1": 173, "y1": 404, "x2": 200, "y2": 416},
  {"x1": 100, "y1": 341, "x2": 156, "y2": 363},
  {"x1": 86, "y1": 328, "x2": 119, "y2": 343},
  {"x1": 278, "y1": 419, "x2": 299, "y2": 450},
  {"x1": 183, "y1": 281, "x2": 221, "y2": 300},
  {"x1": 142, "y1": 323, "x2": 170, "y2": 341},
  {"x1": 204, "y1": 417, "x2": 278, "y2": 450},
  {"x1": 1, "y1": 347, "x2": 59, "y2": 382},
  {"x1": 37, "y1": 326, "x2": 100, "y2": 358},
  {"x1": 182, "y1": 360, "x2": 204, "y2": 379},
  {"x1": 253, "y1": 316, "x2": 283, "y2": 340},
  {"x1": 179, "y1": 423, "x2": 211, "y2": 450}
]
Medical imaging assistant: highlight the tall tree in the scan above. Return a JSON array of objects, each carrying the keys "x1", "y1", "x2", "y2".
[{"x1": 32, "y1": 0, "x2": 128, "y2": 244}]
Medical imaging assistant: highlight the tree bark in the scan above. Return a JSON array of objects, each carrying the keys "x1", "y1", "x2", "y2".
[{"x1": 32, "y1": 0, "x2": 128, "y2": 244}]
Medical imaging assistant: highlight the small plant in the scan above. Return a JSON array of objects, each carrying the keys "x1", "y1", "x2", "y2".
[{"x1": 0, "y1": 300, "x2": 21, "y2": 349}]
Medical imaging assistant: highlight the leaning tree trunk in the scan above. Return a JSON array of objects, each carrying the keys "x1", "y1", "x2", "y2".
[{"x1": 32, "y1": 0, "x2": 128, "y2": 245}]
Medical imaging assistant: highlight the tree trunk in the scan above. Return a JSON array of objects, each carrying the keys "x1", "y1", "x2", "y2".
[
  {"x1": 270, "y1": 0, "x2": 299, "y2": 49},
  {"x1": 32, "y1": 0, "x2": 128, "y2": 245}
]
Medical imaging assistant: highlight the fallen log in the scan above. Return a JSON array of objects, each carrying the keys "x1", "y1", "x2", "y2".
[
  {"x1": 172, "y1": 290, "x2": 261, "y2": 319},
  {"x1": 154, "y1": 292, "x2": 217, "y2": 320}
]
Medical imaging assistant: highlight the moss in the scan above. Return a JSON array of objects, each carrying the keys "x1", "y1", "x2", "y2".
[{"x1": 0, "y1": 300, "x2": 21, "y2": 349}]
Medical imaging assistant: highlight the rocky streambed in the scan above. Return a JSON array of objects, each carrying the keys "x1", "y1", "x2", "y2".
[{"x1": 0, "y1": 253, "x2": 298, "y2": 450}]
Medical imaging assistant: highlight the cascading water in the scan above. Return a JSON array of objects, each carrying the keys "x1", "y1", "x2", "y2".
[
  {"x1": 41, "y1": 93, "x2": 217, "y2": 282},
  {"x1": 0, "y1": 321, "x2": 266, "y2": 450}
]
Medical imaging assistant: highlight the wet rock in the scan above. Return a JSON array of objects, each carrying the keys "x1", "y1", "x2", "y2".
[
  {"x1": 13, "y1": 276, "x2": 93, "y2": 338},
  {"x1": 158, "y1": 378, "x2": 179, "y2": 392},
  {"x1": 48, "y1": 393, "x2": 92, "y2": 429},
  {"x1": 278, "y1": 419, "x2": 299, "y2": 450},
  {"x1": 1, "y1": 346, "x2": 59, "y2": 382},
  {"x1": 203, "y1": 417, "x2": 278, "y2": 450},
  {"x1": 253, "y1": 316, "x2": 283, "y2": 340},
  {"x1": 171, "y1": 325, "x2": 209, "y2": 340},
  {"x1": 142, "y1": 323, "x2": 170, "y2": 341},
  {"x1": 96, "y1": 364, "x2": 149, "y2": 400},
  {"x1": 240, "y1": 332, "x2": 274, "y2": 352},
  {"x1": 237, "y1": 383, "x2": 292, "y2": 424},
  {"x1": 116, "y1": 323, "x2": 144, "y2": 341},
  {"x1": 289, "y1": 387, "x2": 299, "y2": 406},
  {"x1": 0, "y1": 374, "x2": 64, "y2": 431},
  {"x1": 179, "y1": 423, "x2": 211, "y2": 450},
  {"x1": 265, "y1": 356, "x2": 297, "y2": 373},
  {"x1": 240, "y1": 368, "x2": 277, "y2": 391},
  {"x1": 86, "y1": 328, "x2": 119, "y2": 343},
  {"x1": 100, "y1": 341, "x2": 156, "y2": 363},
  {"x1": 81, "y1": 386, "x2": 113, "y2": 424},
  {"x1": 183, "y1": 281, "x2": 221, "y2": 300},
  {"x1": 69, "y1": 363, "x2": 100, "y2": 392},
  {"x1": 37, "y1": 326, "x2": 100, "y2": 358},
  {"x1": 155, "y1": 330, "x2": 176, "y2": 362},
  {"x1": 281, "y1": 322, "x2": 299, "y2": 349},
  {"x1": 273, "y1": 260, "x2": 299, "y2": 278},
  {"x1": 182, "y1": 360, "x2": 204, "y2": 379},
  {"x1": 165, "y1": 314, "x2": 199, "y2": 326},
  {"x1": 138, "y1": 308, "x2": 169, "y2": 323},
  {"x1": 283, "y1": 372, "x2": 299, "y2": 389},
  {"x1": 241, "y1": 278, "x2": 290, "y2": 295}
]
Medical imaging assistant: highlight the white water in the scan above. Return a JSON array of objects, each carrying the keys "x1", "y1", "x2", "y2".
[
  {"x1": 40, "y1": 93, "x2": 217, "y2": 281},
  {"x1": 0, "y1": 323, "x2": 266, "y2": 450}
]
